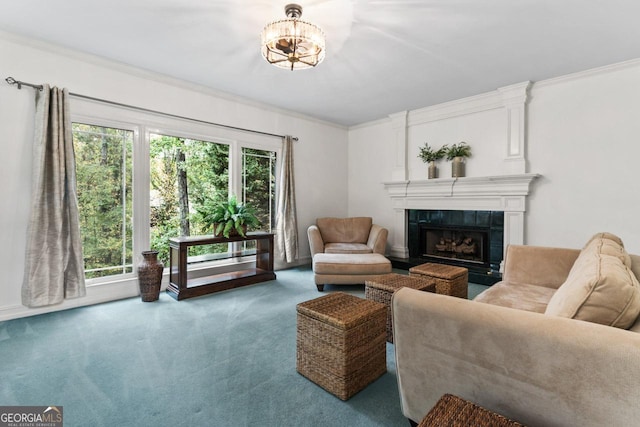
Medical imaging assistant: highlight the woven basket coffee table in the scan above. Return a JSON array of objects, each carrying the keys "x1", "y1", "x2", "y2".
[
  {"x1": 418, "y1": 394, "x2": 525, "y2": 427},
  {"x1": 365, "y1": 273, "x2": 435, "y2": 343},
  {"x1": 296, "y1": 292, "x2": 386, "y2": 400},
  {"x1": 409, "y1": 263, "x2": 469, "y2": 299}
]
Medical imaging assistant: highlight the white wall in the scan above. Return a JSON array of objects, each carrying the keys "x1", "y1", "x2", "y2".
[
  {"x1": 526, "y1": 62, "x2": 640, "y2": 250},
  {"x1": 0, "y1": 33, "x2": 348, "y2": 319},
  {"x1": 348, "y1": 59, "x2": 640, "y2": 255},
  {"x1": 347, "y1": 119, "x2": 394, "y2": 223}
]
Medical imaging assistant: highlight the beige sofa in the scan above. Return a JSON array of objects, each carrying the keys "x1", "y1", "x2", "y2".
[
  {"x1": 308, "y1": 217, "x2": 391, "y2": 291},
  {"x1": 392, "y1": 233, "x2": 640, "y2": 427}
]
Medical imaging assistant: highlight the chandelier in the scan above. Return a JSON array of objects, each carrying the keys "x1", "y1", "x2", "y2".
[{"x1": 261, "y1": 4, "x2": 326, "y2": 71}]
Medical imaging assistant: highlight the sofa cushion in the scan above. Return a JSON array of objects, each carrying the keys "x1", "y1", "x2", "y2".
[
  {"x1": 501, "y1": 245, "x2": 580, "y2": 290},
  {"x1": 316, "y1": 217, "x2": 372, "y2": 244},
  {"x1": 630, "y1": 316, "x2": 640, "y2": 333},
  {"x1": 545, "y1": 234, "x2": 640, "y2": 329},
  {"x1": 474, "y1": 281, "x2": 557, "y2": 313},
  {"x1": 324, "y1": 243, "x2": 372, "y2": 254}
]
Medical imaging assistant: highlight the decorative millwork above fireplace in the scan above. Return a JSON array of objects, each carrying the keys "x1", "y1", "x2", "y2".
[
  {"x1": 384, "y1": 174, "x2": 540, "y2": 260},
  {"x1": 389, "y1": 81, "x2": 532, "y2": 182}
]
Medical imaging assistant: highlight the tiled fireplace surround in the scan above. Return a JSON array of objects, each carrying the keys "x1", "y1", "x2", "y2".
[
  {"x1": 384, "y1": 175, "x2": 539, "y2": 284},
  {"x1": 408, "y1": 208, "x2": 505, "y2": 283}
]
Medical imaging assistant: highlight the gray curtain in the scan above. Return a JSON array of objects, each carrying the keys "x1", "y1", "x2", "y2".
[
  {"x1": 275, "y1": 135, "x2": 299, "y2": 263},
  {"x1": 22, "y1": 84, "x2": 86, "y2": 307}
]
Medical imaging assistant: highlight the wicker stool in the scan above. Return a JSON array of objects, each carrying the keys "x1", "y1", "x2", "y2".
[
  {"x1": 409, "y1": 263, "x2": 468, "y2": 299},
  {"x1": 418, "y1": 394, "x2": 525, "y2": 427},
  {"x1": 296, "y1": 292, "x2": 387, "y2": 400},
  {"x1": 365, "y1": 273, "x2": 435, "y2": 343}
]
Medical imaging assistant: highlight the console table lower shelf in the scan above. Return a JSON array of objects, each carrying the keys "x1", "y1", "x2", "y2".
[
  {"x1": 167, "y1": 232, "x2": 276, "y2": 301},
  {"x1": 166, "y1": 268, "x2": 276, "y2": 300}
]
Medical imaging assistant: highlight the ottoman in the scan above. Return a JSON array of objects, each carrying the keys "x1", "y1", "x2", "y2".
[
  {"x1": 312, "y1": 253, "x2": 392, "y2": 291},
  {"x1": 418, "y1": 394, "x2": 525, "y2": 427},
  {"x1": 365, "y1": 273, "x2": 435, "y2": 343},
  {"x1": 296, "y1": 292, "x2": 387, "y2": 400},
  {"x1": 409, "y1": 263, "x2": 469, "y2": 299}
]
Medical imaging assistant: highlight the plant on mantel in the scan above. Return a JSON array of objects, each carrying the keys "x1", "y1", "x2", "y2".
[
  {"x1": 198, "y1": 194, "x2": 260, "y2": 238},
  {"x1": 446, "y1": 142, "x2": 472, "y2": 178},
  {"x1": 417, "y1": 142, "x2": 447, "y2": 163},
  {"x1": 417, "y1": 143, "x2": 448, "y2": 179},
  {"x1": 445, "y1": 141, "x2": 472, "y2": 160}
]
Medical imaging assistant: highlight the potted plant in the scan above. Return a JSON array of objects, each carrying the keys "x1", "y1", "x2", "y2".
[
  {"x1": 199, "y1": 195, "x2": 261, "y2": 238},
  {"x1": 417, "y1": 143, "x2": 447, "y2": 179},
  {"x1": 446, "y1": 142, "x2": 472, "y2": 177}
]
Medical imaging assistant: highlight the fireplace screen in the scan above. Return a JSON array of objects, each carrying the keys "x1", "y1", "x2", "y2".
[{"x1": 422, "y1": 227, "x2": 487, "y2": 264}]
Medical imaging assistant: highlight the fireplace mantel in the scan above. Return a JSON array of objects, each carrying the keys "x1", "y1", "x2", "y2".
[{"x1": 384, "y1": 174, "x2": 540, "y2": 259}]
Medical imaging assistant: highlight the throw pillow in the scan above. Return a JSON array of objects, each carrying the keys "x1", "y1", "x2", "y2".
[
  {"x1": 582, "y1": 232, "x2": 631, "y2": 267},
  {"x1": 545, "y1": 235, "x2": 640, "y2": 329},
  {"x1": 582, "y1": 231, "x2": 625, "y2": 248}
]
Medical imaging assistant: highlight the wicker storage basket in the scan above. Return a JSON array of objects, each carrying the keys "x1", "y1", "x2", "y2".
[
  {"x1": 365, "y1": 273, "x2": 435, "y2": 343},
  {"x1": 409, "y1": 263, "x2": 468, "y2": 299},
  {"x1": 419, "y1": 394, "x2": 525, "y2": 427},
  {"x1": 296, "y1": 292, "x2": 386, "y2": 400}
]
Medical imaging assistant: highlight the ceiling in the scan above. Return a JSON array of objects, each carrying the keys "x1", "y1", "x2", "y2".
[{"x1": 2, "y1": 0, "x2": 640, "y2": 126}]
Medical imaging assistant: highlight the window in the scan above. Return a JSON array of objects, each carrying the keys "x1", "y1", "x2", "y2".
[
  {"x1": 242, "y1": 146, "x2": 277, "y2": 235},
  {"x1": 148, "y1": 136, "x2": 278, "y2": 264},
  {"x1": 73, "y1": 123, "x2": 133, "y2": 279},
  {"x1": 149, "y1": 133, "x2": 230, "y2": 264},
  {"x1": 72, "y1": 109, "x2": 280, "y2": 282}
]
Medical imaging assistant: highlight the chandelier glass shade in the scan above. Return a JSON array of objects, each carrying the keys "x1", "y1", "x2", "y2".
[{"x1": 261, "y1": 4, "x2": 326, "y2": 71}]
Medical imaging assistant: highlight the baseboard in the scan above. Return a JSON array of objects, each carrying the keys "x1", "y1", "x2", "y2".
[
  {"x1": 1, "y1": 257, "x2": 313, "y2": 321},
  {"x1": 275, "y1": 255, "x2": 311, "y2": 270},
  {"x1": 0, "y1": 278, "x2": 144, "y2": 321}
]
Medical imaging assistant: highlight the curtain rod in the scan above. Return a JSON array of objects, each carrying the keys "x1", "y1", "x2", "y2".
[{"x1": 5, "y1": 76, "x2": 298, "y2": 142}]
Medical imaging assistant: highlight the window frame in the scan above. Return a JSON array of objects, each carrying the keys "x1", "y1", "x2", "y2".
[
  {"x1": 71, "y1": 99, "x2": 282, "y2": 288},
  {"x1": 240, "y1": 146, "x2": 278, "y2": 233},
  {"x1": 71, "y1": 114, "x2": 141, "y2": 286}
]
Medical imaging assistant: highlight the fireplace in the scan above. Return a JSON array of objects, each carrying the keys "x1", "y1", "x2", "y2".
[
  {"x1": 384, "y1": 174, "x2": 539, "y2": 286},
  {"x1": 408, "y1": 209, "x2": 504, "y2": 284},
  {"x1": 421, "y1": 226, "x2": 487, "y2": 264}
]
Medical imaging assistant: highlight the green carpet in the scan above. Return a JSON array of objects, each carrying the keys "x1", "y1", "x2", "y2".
[
  {"x1": 0, "y1": 266, "x2": 489, "y2": 427},
  {"x1": 0, "y1": 266, "x2": 400, "y2": 426}
]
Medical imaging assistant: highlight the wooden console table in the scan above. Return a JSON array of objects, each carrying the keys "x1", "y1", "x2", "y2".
[{"x1": 167, "y1": 232, "x2": 276, "y2": 300}]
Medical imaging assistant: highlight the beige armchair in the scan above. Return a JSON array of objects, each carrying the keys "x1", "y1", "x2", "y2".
[
  {"x1": 308, "y1": 217, "x2": 391, "y2": 291},
  {"x1": 307, "y1": 217, "x2": 388, "y2": 257}
]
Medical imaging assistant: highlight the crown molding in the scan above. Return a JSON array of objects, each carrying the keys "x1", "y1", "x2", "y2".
[
  {"x1": 533, "y1": 57, "x2": 640, "y2": 90},
  {"x1": 407, "y1": 90, "x2": 504, "y2": 126},
  {"x1": 348, "y1": 115, "x2": 391, "y2": 130},
  {"x1": 0, "y1": 30, "x2": 346, "y2": 130},
  {"x1": 407, "y1": 81, "x2": 532, "y2": 127}
]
